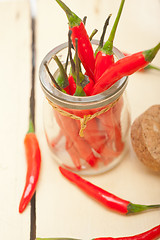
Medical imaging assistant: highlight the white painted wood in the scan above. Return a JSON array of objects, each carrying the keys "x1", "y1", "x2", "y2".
[
  {"x1": 35, "y1": 0, "x2": 160, "y2": 239},
  {"x1": 0, "y1": 0, "x2": 32, "y2": 239}
]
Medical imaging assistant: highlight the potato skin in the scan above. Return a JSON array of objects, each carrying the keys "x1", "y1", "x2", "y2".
[{"x1": 131, "y1": 105, "x2": 160, "y2": 173}]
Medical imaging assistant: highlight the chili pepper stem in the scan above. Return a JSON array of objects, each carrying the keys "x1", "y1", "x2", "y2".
[
  {"x1": 95, "y1": 14, "x2": 112, "y2": 55},
  {"x1": 68, "y1": 30, "x2": 76, "y2": 73},
  {"x1": 44, "y1": 62, "x2": 63, "y2": 91},
  {"x1": 28, "y1": 117, "x2": 34, "y2": 133},
  {"x1": 89, "y1": 29, "x2": 98, "y2": 41},
  {"x1": 52, "y1": 55, "x2": 69, "y2": 88},
  {"x1": 144, "y1": 42, "x2": 160, "y2": 62},
  {"x1": 55, "y1": 0, "x2": 81, "y2": 27},
  {"x1": 145, "y1": 64, "x2": 160, "y2": 71},
  {"x1": 103, "y1": 0, "x2": 125, "y2": 55},
  {"x1": 83, "y1": 16, "x2": 87, "y2": 25},
  {"x1": 74, "y1": 38, "x2": 86, "y2": 96},
  {"x1": 127, "y1": 202, "x2": 160, "y2": 214}
]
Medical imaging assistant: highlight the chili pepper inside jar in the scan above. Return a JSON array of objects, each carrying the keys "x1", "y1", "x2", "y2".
[{"x1": 39, "y1": 40, "x2": 130, "y2": 175}]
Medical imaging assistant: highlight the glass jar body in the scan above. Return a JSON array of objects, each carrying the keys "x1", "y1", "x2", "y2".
[
  {"x1": 43, "y1": 95, "x2": 130, "y2": 175},
  {"x1": 39, "y1": 41, "x2": 130, "y2": 175}
]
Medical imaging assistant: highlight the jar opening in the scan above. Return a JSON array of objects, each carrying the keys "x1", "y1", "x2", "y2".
[{"x1": 39, "y1": 40, "x2": 128, "y2": 110}]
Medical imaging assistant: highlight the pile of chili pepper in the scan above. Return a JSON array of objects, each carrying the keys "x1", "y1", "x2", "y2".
[
  {"x1": 44, "y1": 0, "x2": 160, "y2": 171},
  {"x1": 53, "y1": 0, "x2": 160, "y2": 97}
]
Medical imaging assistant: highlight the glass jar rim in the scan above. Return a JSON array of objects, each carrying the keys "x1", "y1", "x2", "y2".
[{"x1": 39, "y1": 40, "x2": 128, "y2": 110}]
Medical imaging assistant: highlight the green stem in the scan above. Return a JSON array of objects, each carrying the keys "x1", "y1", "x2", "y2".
[
  {"x1": 144, "y1": 64, "x2": 160, "y2": 71},
  {"x1": 53, "y1": 55, "x2": 69, "y2": 88},
  {"x1": 83, "y1": 16, "x2": 87, "y2": 25},
  {"x1": 28, "y1": 117, "x2": 34, "y2": 133},
  {"x1": 89, "y1": 29, "x2": 98, "y2": 41},
  {"x1": 103, "y1": 0, "x2": 125, "y2": 55},
  {"x1": 68, "y1": 30, "x2": 76, "y2": 74},
  {"x1": 44, "y1": 62, "x2": 63, "y2": 91},
  {"x1": 127, "y1": 202, "x2": 160, "y2": 214},
  {"x1": 95, "y1": 14, "x2": 112, "y2": 55},
  {"x1": 74, "y1": 39, "x2": 86, "y2": 96},
  {"x1": 143, "y1": 42, "x2": 160, "y2": 63},
  {"x1": 55, "y1": 0, "x2": 81, "y2": 27},
  {"x1": 75, "y1": 39, "x2": 80, "y2": 87}
]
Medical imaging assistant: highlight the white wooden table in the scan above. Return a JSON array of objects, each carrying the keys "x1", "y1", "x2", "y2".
[{"x1": 0, "y1": 0, "x2": 160, "y2": 239}]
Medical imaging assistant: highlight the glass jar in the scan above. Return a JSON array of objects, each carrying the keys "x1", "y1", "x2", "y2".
[{"x1": 39, "y1": 40, "x2": 130, "y2": 175}]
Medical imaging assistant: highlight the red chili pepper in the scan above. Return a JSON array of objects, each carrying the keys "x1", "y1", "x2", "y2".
[
  {"x1": 100, "y1": 144, "x2": 119, "y2": 166},
  {"x1": 70, "y1": 22, "x2": 95, "y2": 80},
  {"x1": 65, "y1": 136, "x2": 81, "y2": 170},
  {"x1": 83, "y1": 77, "x2": 94, "y2": 96},
  {"x1": 98, "y1": 109, "x2": 124, "y2": 154},
  {"x1": 68, "y1": 75, "x2": 76, "y2": 95},
  {"x1": 74, "y1": 109, "x2": 119, "y2": 165},
  {"x1": 94, "y1": 50, "x2": 114, "y2": 82},
  {"x1": 59, "y1": 114, "x2": 98, "y2": 167},
  {"x1": 68, "y1": 74, "x2": 94, "y2": 96},
  {"x1": 123, "y1": 52, "x2": 160, "y2": 72},
  {"x1": 114, "y1": 122, "x2": 124, "y2": 152},
  {"x1": 19, "y1": 120, "x2": 41, "y2": 213},
  {"x1": 76, "y1": 116, "x2": 106, "y2": 154},
  {"x1": 55, "y1": 0, "x2": 95, "y2": 80},
  {"x1": 109, "y1": 96, "x2": 124, "y2": 153},
  {"x1": 94, "y1": 0, "x2": 125, "y2": 81},
  {"x1": 59, "y1": 166, "x2": 160, "y2": 215},
  {"x1": 98, "y1": 109, "x2": 116, "y2": 145},
  {"x1": 54, "y1": 109, "x2": 98, "y2": 167},
  {"x1": 51, "y1": 129, "x2": 63, "y2": 148},
  {"x1": 54, "y1": 110, "x2": 82, "y2": 169},
  {"x1": 92, "y1": 42, "x2": 160, "y2": 95},
  {"x1": 93, "y1": 225, "x2": 160, "y2": 240},
  {"x1": 35, "y1": 225, "x2": 160, "y2": 240}
]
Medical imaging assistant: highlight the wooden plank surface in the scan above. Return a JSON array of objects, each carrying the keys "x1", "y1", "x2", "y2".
[
  {"x1": 35, "y1": 0, "x2": 160, "y2": 239},
  {"x1": 0, "y1": 0, "x2": 32, "y2": 239}
]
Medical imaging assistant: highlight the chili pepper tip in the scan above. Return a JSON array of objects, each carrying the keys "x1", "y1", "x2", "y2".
[
  {"x1": 143, "y1": 42, "x2": 160, "y2": 63},
  {"x1": 55, "y1": 0, "x2": 81, "y2": 27}
]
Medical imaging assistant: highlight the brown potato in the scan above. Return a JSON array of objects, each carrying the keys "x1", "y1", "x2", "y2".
[{"x1": 131, "y1": 105, "x2": 160, "y2": 173}]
